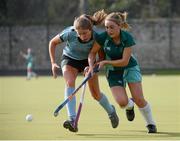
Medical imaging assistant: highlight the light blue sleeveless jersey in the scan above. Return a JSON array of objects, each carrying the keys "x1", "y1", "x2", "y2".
[{"x1": 59, "y1": 26, "x2": 96, "y2": 60}]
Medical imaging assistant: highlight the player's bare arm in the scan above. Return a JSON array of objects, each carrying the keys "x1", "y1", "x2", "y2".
[
  {"x1": 99, "y1": 47, "x2": 132, "y2": 68},
  {"x1": 49, "y1": 34, "x2": 62, "y2": 78}
]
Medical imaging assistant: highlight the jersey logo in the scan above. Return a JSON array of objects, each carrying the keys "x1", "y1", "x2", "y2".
[
  {"x1": 106, "y1": 47, "x2": 111, "y2": 51},
  {"x1": 117, "y1": 80, "x2": 122, "y2": 84}
]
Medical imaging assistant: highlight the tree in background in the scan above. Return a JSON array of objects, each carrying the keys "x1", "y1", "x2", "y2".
[{"x1": 0, "y1": 0, "x2": 179, "y2": 25}]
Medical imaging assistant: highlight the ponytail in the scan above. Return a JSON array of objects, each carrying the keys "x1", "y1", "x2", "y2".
[
  {"x1": 74, "y1": 9, "x2": 107, "y2": 30},
  {"x1": 91, "y1": 9, "x2": 107, "y2": 25},
  {"x1": 118, "y1": 12, "x2": 130, "y2": 29}
]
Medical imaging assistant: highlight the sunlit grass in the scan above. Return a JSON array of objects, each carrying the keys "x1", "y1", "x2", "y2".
[{"x1": 0, "y1": 75, "x2": 180, "y2": 140}]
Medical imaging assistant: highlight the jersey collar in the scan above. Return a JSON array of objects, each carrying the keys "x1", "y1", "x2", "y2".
[{"x1": 107, "y1": 30, "x2": 128, "y2": 43}]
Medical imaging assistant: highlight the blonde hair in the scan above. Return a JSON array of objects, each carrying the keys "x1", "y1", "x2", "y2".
[
  {"x1": 105, "y1": 12, "x2": 130, "y2": 30},
  {"x1": 73, "y1": 9, "x2": 107, "y2": 30}
]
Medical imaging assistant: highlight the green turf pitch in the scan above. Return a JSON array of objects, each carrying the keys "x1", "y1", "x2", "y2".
[{"x1": 0, "y1": 75, "x2": 180, "y2": 140}]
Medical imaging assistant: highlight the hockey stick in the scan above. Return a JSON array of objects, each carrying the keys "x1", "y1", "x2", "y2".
[
  {"x1": 73, "y1": 82, "x2": 86, "y2": 128},
  {"x1": 53, "y1": 65, "x2": 99, "y2": 117}
]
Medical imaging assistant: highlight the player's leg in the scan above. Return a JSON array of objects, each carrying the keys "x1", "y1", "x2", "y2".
[
  {"x1": 88, "y1": 73, "x2": 119, "y2": 128},
  {"x1": 123, "y1": 68, "x2": 136, "y2": 121},
  {"x1": 110, "y1": 86, "x2": 133, "y2": 109},
  {"x1": 31, "y1": 71, "x2": 37, "y2": 78},
  {"x1": 108, "y1": 70, "x2": 134, "y2": 121},
  {"x1": 27, "y1": 63, "x2": 37, "y2": 79},
  {"x1": 26, "y1": 63, "x2": 33, "y2": 80},
  {"x1": 31, "y1": 65, "x2": 37, "y2": 78},
  {"x1": 128, "y1": 82, "x2": 157, "y2": 133},
  {"x1": 61, "y1": 55, "x2": 80, "y2": 132},
  {"x1": 62, "y1": 65, "x2": 79, "y2": 132},
  {"x1": 62, "y1": 65, "x2": 78, "y2": 119},
  {"x1": 126, "y1": 65, "x2": 157, "y2": 133}
]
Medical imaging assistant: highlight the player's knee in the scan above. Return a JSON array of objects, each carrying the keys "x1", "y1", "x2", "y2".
[
  {"x1": 119, "y1": 103, "x2": 128, "y2": 108},
  {"x1": 66, "y1": 79, "x2": 75, "y2": 87},
  {"x1": 134, "y1": 97, "x2": 146, "y2": 107},
  {"x1": 116, "y1": 98, "x2": 128, "y2": 108},
  {"x1": 117, "y1": 99, "x2": 128, "y2": 108}
]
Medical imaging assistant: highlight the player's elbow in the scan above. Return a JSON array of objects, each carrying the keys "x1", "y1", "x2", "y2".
[
  {"x1": 123, "y1": 60, "x2": 129, "y2": 66},
  {"x1": 49, "y1": 40, "x2": 54, "y2": 47},
  {"x1": 49, "y1": 40, "x2": 57, "y2": 50},
  {"x1": 117, "y1": 59, "x2": 129, "y2": 67}
]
